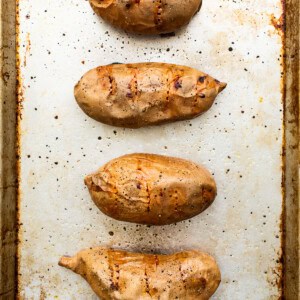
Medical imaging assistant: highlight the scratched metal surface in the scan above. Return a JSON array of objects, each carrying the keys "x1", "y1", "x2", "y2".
[{"x1": 17, "y1": 0, "x2": 284, "y2": 299}]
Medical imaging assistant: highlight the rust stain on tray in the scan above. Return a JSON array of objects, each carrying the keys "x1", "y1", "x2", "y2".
[
  {"x1": 15, "y1": 0, "x2": 23, "y2": 298},
  {"x1": 270, "y1": 14, "x2": 285, "y2": 34},
  {"x1": 276, "y1": 0, "x2": 286, "y2": 296},
  {"x1": 270, "y1": 0, "x2": 286, "y2": 36}
]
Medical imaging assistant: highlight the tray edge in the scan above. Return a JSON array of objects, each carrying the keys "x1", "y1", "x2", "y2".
[{"x1": 0, "y1": 0, "x2": 298, "y2": 299}]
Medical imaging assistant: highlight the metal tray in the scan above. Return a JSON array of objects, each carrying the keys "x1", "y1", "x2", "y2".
[{"x1": 0, "y1": 0, "x2": 298, "y2": 299}]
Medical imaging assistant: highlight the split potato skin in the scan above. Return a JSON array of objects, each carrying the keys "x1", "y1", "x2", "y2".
[
  {"x1": 59, "y1": 247, "x2": 221, "y2": 300},
  {"x1": 75, "y1": 62, "x2": 226, "y2": 128},
  {"x1": 85, "y1": 153, "x2": 217, "y2": 225},
  {"x1": 89, "y1": 0, "x2": 202, "y2": 35}
]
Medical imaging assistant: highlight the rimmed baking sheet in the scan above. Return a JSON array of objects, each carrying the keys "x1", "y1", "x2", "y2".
[{"x1": 0, "y1": 0, "x2": 298, "y2": 299}]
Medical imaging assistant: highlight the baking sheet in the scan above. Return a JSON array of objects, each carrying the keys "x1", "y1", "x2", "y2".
[{"x1": 17, "y1": 0, "x2": 285, "y2": 299}]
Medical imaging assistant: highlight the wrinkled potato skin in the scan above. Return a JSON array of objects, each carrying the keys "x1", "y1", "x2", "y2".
[
  {"x1": 75, "y1": 63, "x2": 226, "y2": 128},
  {"x1": 89, "y1": 0, "x2": 202, "y2": 35},
  {"x1": 59, "y1": 247, "x2": 221, "y2": 300},
  {"x1": 85, "y1": 153, "x2": 217, "y2": 225}
]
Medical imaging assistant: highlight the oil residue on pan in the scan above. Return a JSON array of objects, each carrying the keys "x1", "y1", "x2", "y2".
[{"x1": 16, "y1": 0, "x2": 285, "y2": 299}]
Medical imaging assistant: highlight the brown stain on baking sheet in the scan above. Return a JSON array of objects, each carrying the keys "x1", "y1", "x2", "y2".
[
  {"x1": 277, "y1": 0, "x2": 299, "y2": 298},
  {"x1": 276, "y1": 0, "x2": 286, "y2": 297},
  {"x1": 270, "y1": 13, "x2": 285, "y2": 36},
  {"x1": 15, "y1": 0, "x2": 23, "y2": 298}
]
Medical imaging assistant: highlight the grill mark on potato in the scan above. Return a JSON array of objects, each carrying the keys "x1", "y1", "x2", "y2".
[
  {"x1": 154, "y1": 0, "x2": 163, "y2": 27},
  {"x1": 166, "y1": 76, "x2": 170, "y2": 103},
  {"x1": 133, "y1": 71, "x2": 138, "y2": 98},
  {"x1": 164, "y1": 69, "x2": 174, "y2": 112},
  {"x1": 144, "y1": 267, "x2": 152, "y2": 297},
  {"x1": 109, "y1": 76, "x2": 116, "y2": 95},
  {"x1": 145, "y1": 181, "x2": 151, "y2": 213},
  {"x1": 108, "y1": 250, "x2": 118, "y2": 291},
  {"x1": 108, "y1": 71, "x2": 117, "y2": 96},
  {"x1": 114, "y1": 263, "x2": 120, "y2": 292},
  {"x1": 110, "y1": 252, "x2": 121, "y2": 292},
  {"x1": 179, "y1": 264, "x2": 187, "y2": 294},
  {"x1": 127, "y1": 69, "x2": 138, "y2": 100}
]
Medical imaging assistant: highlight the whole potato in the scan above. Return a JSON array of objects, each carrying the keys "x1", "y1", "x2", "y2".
[
  {"x1": 75, "y1": 63, "x2": 226, "y2": 128},
  {"x1": 85, "y1": 153, "x2": 217, "y2": 225},
  {"x1": 89, "y1": 0, "x2": 202, "y2": 35},
  {"x1": 59, "y1": 247, "x2": 221, "y2": 300}
]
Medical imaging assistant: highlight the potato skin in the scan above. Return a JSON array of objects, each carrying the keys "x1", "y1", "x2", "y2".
[
  {"x1": 85, "y1": 153, "x2": 217, "y2": 225},
  {"x1": 89, "y1": 0, "x2": 202, "y2": 35},
  {"x1": 59, "y1": 247, "x2": 221, "y2": 300},
  {"x1": 75, "y1": 63, "x2": 226, "y2": 128}
]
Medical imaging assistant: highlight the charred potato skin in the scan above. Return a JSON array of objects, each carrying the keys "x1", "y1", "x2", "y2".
[
  {"x1": 85, "y1": 153, "x2": 217, "y2": 225},
  {"x1": 74, "y1": 62, "x2": 226, "y2": 128},
  {"x1": 59, "y1": 248, "x2": 221, "y2": 300},
  {"x1": 89, "y1": 0, "x2": 202, "y2": 35}
]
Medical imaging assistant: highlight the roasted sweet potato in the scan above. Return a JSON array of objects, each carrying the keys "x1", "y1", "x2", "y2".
[
  {"x1": 59, "y1": 247, "x2": 221, "y2": 300},
  {"x1": 85, "y1": 153, "x2": 217, "y2": 225},
  {"x1": 75, "y1": 63, "x2": 226, "y2": 128},
  {"x1": 89, "y1": 0, "x2": 202, "y2": 35}
]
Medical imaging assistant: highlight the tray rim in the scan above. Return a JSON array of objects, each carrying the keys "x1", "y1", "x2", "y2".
[{"x1": 0, "y1": 0, "x2": 298, "y2": 299}]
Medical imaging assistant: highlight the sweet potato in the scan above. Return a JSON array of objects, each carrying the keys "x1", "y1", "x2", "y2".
[
  {"x1": 85, "y1": 153, "x2": 217, "y2": 225},
  {"x1": 89, "y1": 0, "x2": 202, "y2": 35},
  {"x1": 59, "y1": 247, "x2": 221, "y2": 300},
  {"x1": 75, "y1": 63, "x2": 226, "y2": 128}
]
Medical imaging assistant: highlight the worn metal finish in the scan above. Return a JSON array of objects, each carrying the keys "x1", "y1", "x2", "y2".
[
  {"x1": 0, "y1": 0, "x2": 298, "y2": 299},
  {"x1": 0, "y1": 1, "x2": 17, "y2": 299},
  {"x1": 282, "y1": 0, "x2": 299, "y2": 298}
]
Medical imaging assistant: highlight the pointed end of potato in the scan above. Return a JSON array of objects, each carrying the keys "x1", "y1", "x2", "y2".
[
  {"x1": 59, "y1": 255, "x2": 77, "y2": 271},
  {"x1": 218, "y1": 82, "x2": 227, "y2": 93},
  {"x1": 84, "y1": 175, "x2": 92, "y2": 187}
]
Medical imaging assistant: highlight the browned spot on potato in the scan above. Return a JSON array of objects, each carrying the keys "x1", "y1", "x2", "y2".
[{"x1": 154, "y1": 0, "x2": 163, "y2": 27}]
